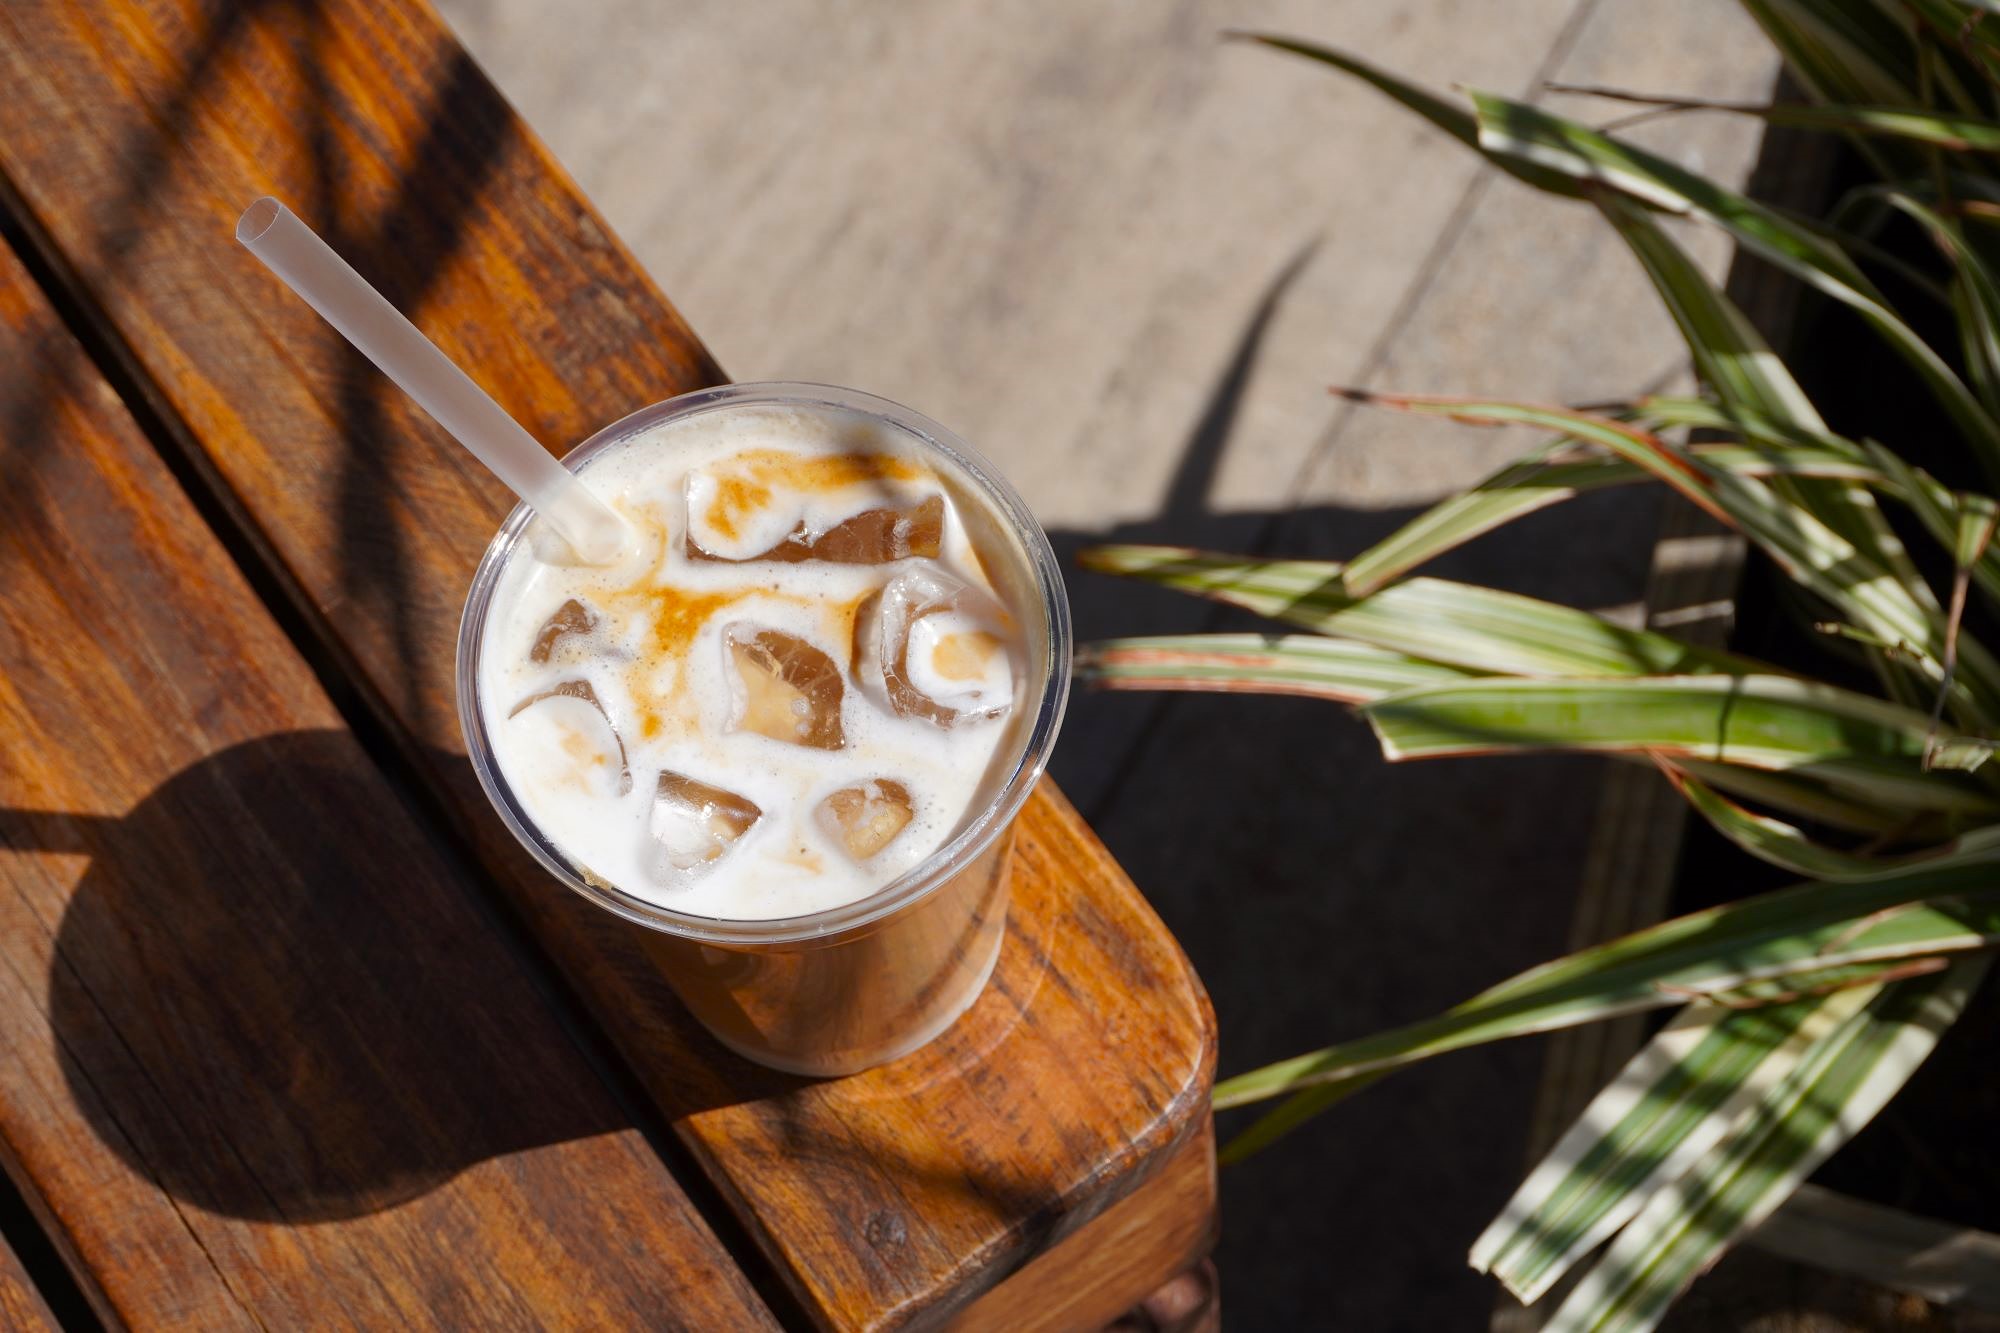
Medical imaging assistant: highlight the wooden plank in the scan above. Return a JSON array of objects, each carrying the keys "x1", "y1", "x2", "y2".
[
  {"x1": 951, "y1": 1120, "x2": 1216, "y2": 1333},
  {"x1": 0, "y1": 1230, "x2": 59, "y2": 1333},
  {"x1": 0, "y1": 240, "x2": 773, "y2": 1327},
  {"x1": 0, "y1": 0, "x2": 1219, "y2": 1327}
]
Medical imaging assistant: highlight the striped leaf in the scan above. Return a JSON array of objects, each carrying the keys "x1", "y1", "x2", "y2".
[
  {"x1": 1076, "y1": 547, "x2": 1762, "y2": 679},
  {"x1": 1597, "y1": 195, "x2": 1824, "y2": 429},
  {"x1": 1595, "y1": 193, "x2": 1946, "y2": 712},
  {"x1": 1468, "y1": 90, "x2": 2000, "y2": 484},
  {"x1": 1636, "y1": 394, "x2": 2000, "y2": 605},
  {"x1": 1225, "y1": 34, "x2": 1586, "y2": 198},
  {"x1": 1472, "y1": 986, "x2": 1878, "y2": 1304},
  {"x1": 1734, "y1": 0, "x2": 1933, "y2": 181},
  {"x1": 1635, "y1": 393, "x2": 1867, "y2": 457},
  {"x1": 1076, "y1": 638, "x2": 1936, "y2": 836},
  {"x1": 1076, "y1": 633, "x2": 1475, "y2": 703},
  {"x1": 1664, "y1": 764, "x2": 1977, "y2": 878},
  {"x1": 1338, "y1": 443, "x2": 1636, "y2": 597},
  {"x1": 1215, "y1": 865, "x2": 2000, "y2": 1159},
  {"x1": 1341, "y1": 394, "x2": 2000, "y2": 716},
  {"x1": 1778, "y1": 99, "x2": 2000, "y2": 146},
  {"x1": 1551, "y1": 88, "x2": 2000, "y2": 151},
  {"x1": 1597, "y1": 196, "x2": 1923, "y2": 586},
  {"x1": 1737, "y1": 0, "x2": 1921, "y2": 110},
  {"x1": 1876, "y1": 189, "x2": 2000, "y2": 417},
  {"x1": 1363, "y1": 674, "x2": 1998, "y2": 811},
  {"x1": 1860, "y1": 441, "x2": 2000, "y2": 603},
  {"x1": 1546, "y1": 960, "x2": 1984, "y2": 1333},
  {"x1": 1761, "y1": 100, "x2": 2000, "y2": 147},
  {"x1": 1677, "y1": 760, "x2": 1908, "y2": 835},
  {"x1": 1338, "y1": 439, "x2": 1875, "y2": 596}
]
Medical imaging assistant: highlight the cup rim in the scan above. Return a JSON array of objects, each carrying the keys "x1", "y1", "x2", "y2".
[{"x1": 455, "y1": 381, "x2": 1072, "y2": 945}]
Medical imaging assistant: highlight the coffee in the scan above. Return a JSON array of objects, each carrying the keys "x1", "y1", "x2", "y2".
[
  {"x1": 458, "y1": 384, "x2": 1068, "y2": 1075},
  {"x1": 476, "y1": 401, "x2": 1026, "y2": 921}
]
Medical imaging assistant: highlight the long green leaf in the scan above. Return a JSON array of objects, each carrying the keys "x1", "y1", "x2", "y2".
[
  {"x1": 1468, "y1": 90, "x2": 2000, "y2": 484},
  {"x1": 1596, "y1": 196, "x2": 1925, "y2": 587},
  {"x1": 1680, "y1": 765, "x2": 2000, "y2": 876},
  {"x1": 1877, "y1": 189, "x2": 2000, "y2": 417},
  {"x1": 1736, "y1": 0, "x2": 1922, "y2": 177},
  {"x1": 1738, "y1": 0, "x2": 1922, "y2": 109},
  {"x1": 1548, "y1": 960, "x2": 1983, "y2": 1333},
  {"x1": 1213, "y1": 858, "x2": 2000, "y2": 1154},
  {"x1": 1667, "y1": 765, "x2": 1963, "y2": 878},
  {"x1": 1076, "y1": 633, "x2": 1475, "y2": 702},
  {"x1": 1338, "y1": 438, "x2": 1877, "y2": 597},
  {"x1": 1595, "y1": 192, "x2": 1952, "y2": 711},
  {"x1": 1636, "y1": 394, "x2": 1866, "y2": 457},
  {"x1": 1225, "y1": 33, "x2": 1585, "y2": 198},
  {"x1": 1343, "y1": 394, "x2": 2000, "y2": 717},
  {"x1": 1597, "y1": 195, "x2": 1824, "y2": 429},
  {"x1": 1553, "y1": 87, "x2": 2000, "y2": 150},
  {"x1": 1677, "y1": 759, "x2": 1908, "y2": 834},
  {"x1": 1472, "y1": 986, "x2": 1876, "y2": 1304},
  {"x1": 1860, "y1": 439, "x2": 2000, "y2": 603},
  {"x1": 1765, "y1": 99, "x2": 2000, "y2": 146},
  {"x1": 1364, "y1": 674, "x2": 1997, "y2": 810},
  {"x1": 1338, "y1": 442, "x2": 1633, "y2": 597},
  {"x1": 1760, "y1": 99, "x2": 2000, "y2": 146},
  {"x1": 1077, "y1": 547, "x2": 1763, "y2": 679},
  {"x1": 1637, "y1": 394, "x2": 2000, "y2": 605},
  {"x1": 1076, "y1": 639, "x2": 1930, "y2": 835}
]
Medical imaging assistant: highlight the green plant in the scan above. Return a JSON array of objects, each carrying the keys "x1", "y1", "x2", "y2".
[{"x1": 1080, "y1": 9, "x2": 2000, "y2": 1328}]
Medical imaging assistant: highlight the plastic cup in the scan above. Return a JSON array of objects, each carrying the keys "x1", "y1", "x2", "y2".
[{"x1": 456, "y1": 383, "x2": 1070, "y2": 1075}]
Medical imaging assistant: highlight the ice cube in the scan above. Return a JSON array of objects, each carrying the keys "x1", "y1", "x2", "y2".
[
  {"x1": 905, "y1": 614, "x2": 1013, "y2": 718},
  {"x1": 687, "y1": 494, "x2": 945, "y2": 565},
  {"x1": 723, "y1": 624, "x2": 846, "y2": 750},
  {"x1": 528, "y1": 597, "x2": 602, "y2": 664},
  {"x1": 816, "y1": 779, "x2": 915, "y2": 862},
  {"x1": 507, "y1": 679, "x2": 633, "y2": 795},
  {"x1": 647, "y1": 771, "x2": 762, "y2": 878},
  {"x1": 854, "y1": 567, "x2": 1016, "y2": 727}
]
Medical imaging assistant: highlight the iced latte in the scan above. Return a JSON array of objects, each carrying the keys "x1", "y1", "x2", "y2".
[{"x1": 457, "y1": 384, "x2": 1069, "y2": 1074}]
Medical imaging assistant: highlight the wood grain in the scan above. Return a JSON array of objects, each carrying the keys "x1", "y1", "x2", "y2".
[
  {"x1": 0, "y1": 1228, "x2": 59, "y2": 1333},
  {"x1": 0, "y1": 237, "x2": 772, "y2": 1328},
  {"x1": 0, "y1": 0, "x2": 1218, "y2": 1327},
  {"x1": 951, "y1": 1119, "x2": 1217, "y2": 1333}
]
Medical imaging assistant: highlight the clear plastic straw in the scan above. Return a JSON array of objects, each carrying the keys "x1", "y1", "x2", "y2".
[{"x1": 235, "y1": 197, "x2": 628, "y2": 564}]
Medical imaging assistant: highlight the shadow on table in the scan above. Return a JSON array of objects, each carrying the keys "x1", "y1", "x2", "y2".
[
  {"x1": 11, "y1": 728, "x2": 1056, "y2": 1229},
  {"x1": 9, "y1": 729, "x2": 643, "y2": 1223}
]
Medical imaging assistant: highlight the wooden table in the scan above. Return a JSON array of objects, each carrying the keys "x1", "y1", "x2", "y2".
[{"x1": 0, "y1": 1, "x2": 1217, "y2": 1328}]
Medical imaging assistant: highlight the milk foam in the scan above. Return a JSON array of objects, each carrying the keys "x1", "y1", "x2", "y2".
[{"x1": 478, "y1": 403, "x2": 1024, "y2": 920}]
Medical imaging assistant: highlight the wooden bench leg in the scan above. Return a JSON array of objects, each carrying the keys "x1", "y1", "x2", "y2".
[{"x1": 1106, "y1": 1260, "x2": 1220, "y2": 1333}]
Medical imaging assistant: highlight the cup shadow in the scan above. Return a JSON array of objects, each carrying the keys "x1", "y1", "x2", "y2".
[{"x1": 15, "y1": 729, "x2": 630, "y2": 1223}]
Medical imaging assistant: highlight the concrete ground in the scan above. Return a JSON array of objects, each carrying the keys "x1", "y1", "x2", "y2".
[{"x1": 434, "y1": 0, "x2": 1776, "y2": 1325}]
